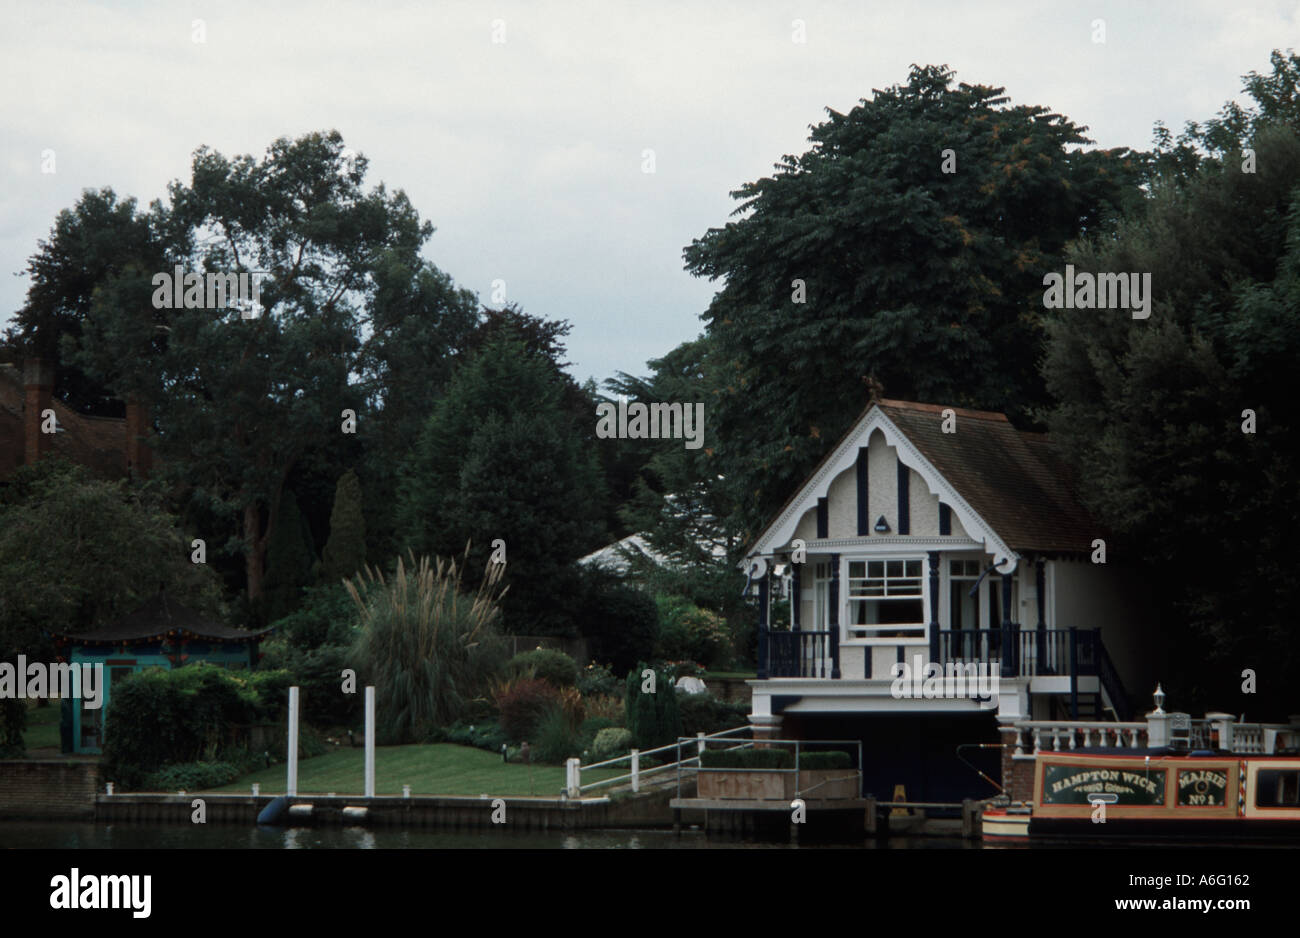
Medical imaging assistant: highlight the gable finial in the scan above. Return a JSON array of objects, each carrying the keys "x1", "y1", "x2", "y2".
[{"x1": 862, "y1": 373, "x2": 884, "y2": 404}]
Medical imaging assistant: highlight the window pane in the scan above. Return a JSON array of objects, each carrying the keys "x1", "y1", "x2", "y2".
[
  {"x1": 905, "y1": 560, "x2": 921, "y2": 577},
  {"x1": 886, "y1": 560, "x2": 902, "y2": 577},
  {"x1": 868, "y1": 561, "x2": 884, "y2": 578},
  {"x1": 849, "y1": 561, "x2": 864, "y2": 577}
]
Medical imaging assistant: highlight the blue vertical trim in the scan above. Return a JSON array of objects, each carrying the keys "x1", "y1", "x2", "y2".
[
  {"x1": 816, "y1": 498, "x2": 828, "y2": 539},
  {"x1": 928, "y1": 551, "x2": 941, "y2": 663},
  {"x1": 757, "y1": 574, "x2": 770, "y2": 680},
  {"x1": 856, "y1": 447, "x2": 869, "y2": 535},
  {"x1": 897, "y1": 460, "x2": 910, "y2": 535},
  {"x1": 829, "y1": 553, "x2": 841, "y2": 679},
  {"x1": 938, "y1": 503, "x2": 951, "y2": 536}
]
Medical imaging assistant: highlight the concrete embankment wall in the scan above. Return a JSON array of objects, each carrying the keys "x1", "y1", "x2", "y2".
[
  {"x1": 94, "y1": 792, "x2": 675, "y2": 829},
  {"x1": 0, "y1": 760, "x2": 100, "y2": 820}
]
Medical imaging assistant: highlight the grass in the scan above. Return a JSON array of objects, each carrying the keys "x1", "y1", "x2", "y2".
[
  {"x1": 22, "y1": 700, "x2": 62, "y2": 751},
  {"x1": 205, "y1": 743, "x2": 624, "y2": 797}
]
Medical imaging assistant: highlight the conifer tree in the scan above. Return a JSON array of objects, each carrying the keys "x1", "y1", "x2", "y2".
[{"x1": 322, "y1": 469, "x2": 367, "y2": 584}]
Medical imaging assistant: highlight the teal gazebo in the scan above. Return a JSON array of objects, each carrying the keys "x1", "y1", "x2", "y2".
[{"x1": 54, "y1": 593, "x2": 271, "y2": 754}]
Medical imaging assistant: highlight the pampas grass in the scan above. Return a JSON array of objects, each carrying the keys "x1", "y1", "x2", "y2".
[{"x1": 346, "y1": 548, "x2": 508, "y2": 743}]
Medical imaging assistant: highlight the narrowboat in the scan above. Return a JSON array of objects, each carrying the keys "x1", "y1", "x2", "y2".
[{"x1": 983, "y1": 691, "x2": 1300, "y2": 842}]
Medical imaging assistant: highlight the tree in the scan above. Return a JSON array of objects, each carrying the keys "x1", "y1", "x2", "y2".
[
  {"x1": 683, "y1": 64, "x2": 1149, "y2": 537},
  {"x1": 2, "y1": 187, "x2": 166, "y2": 416},
  {"x1": 0, "y1": 460, "x2": 225, "y2": 661},
  {"x1": 399, "y1": 334, "x2": 606, "y2": 634},
  {"x1": 321, "y1": 469, "x2": 367, "y2": 585},
  {"x1": 66, "y1": 130, "x2": 430, "y2": 607},
  {"x1": 1042, "y1": 51, "x2": 1300, "y2": 716},
  {"x1": 262, "y1": 489, "x2": 317, "y2": 624}
]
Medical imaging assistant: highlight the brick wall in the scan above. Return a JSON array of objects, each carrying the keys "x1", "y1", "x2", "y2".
[{"x1": 0, "y1": 761, "x2": 99, "y2": 820}]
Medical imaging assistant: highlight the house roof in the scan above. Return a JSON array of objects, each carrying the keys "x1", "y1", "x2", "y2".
[
  {"x1": 0, "y1": 363, "x2": 130, "y2": 479},
  {"x1": 874, "y1": 400, "x2": 1097, "y2": 554},
  {"x1": 57, "y1": 593, "x2": 271, "y2": 645},
  {"x1": 749, "y1": 398, "x2": 1098, "y2": 560}
]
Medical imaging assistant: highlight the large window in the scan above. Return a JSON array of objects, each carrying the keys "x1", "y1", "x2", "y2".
[
  {"x1": 846, "y1": 558, "x2": 925, "y2": 637},
  {"x1": 949, "y1": 559, "x2": 980, "y2": 631}
]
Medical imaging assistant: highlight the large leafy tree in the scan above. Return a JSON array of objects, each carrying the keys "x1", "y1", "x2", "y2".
[
  {"x1": 67, "y1": 131, "x2": 429, "y2": 609},
  {"x1": 3, "y1": 187, "x2": 166, "y2": 416},
  {"x1": 0, "y1": 459, "x2": 225, "y2": 661},
  {"x1": 684, "y1": 64, "x2": 1149, "y2": 537},
  {"x1": 1043, "y1": 51, "x2": 1300, "y2": 717},
  {"x1": 399, "y1": 333, "x2": 606, "y2": 635}
]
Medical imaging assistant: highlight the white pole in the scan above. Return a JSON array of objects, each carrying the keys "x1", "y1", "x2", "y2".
[
  {"x1": 364, "y1": 686, "x2": 375, "y2": 798},
  {"x1": 697, "y1": 731, "x2": 706, "y2": 757},
  {"x1": 631, "y1": 749, "x2": 640, "y2": 793},
  {"x1": 566, "y1": 757, "x2": 580, "y2": 798},
  {"x1": 287, "y1": 686, "x2": 300, "y2": 797}
]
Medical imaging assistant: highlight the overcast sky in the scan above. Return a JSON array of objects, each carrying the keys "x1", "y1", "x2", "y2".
[{"x1": 2, "y1": 1, "x2": 1296, "y2": 388}]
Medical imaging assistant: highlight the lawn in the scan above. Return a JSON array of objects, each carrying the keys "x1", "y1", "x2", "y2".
[
  {"x1": 22, "y1": 700, "x2": 62, "y2": 751},
  {"x1": 205, "y1": 743, "x2": 624, "y2": 797}
]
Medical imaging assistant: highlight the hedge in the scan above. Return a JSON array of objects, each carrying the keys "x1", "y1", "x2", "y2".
[
  {"x1": 699, "y1": 748, "x2": 793, "y2": 769},
  {"x1": 697, "y1": 749, "x2": 853, "y2": 769}
]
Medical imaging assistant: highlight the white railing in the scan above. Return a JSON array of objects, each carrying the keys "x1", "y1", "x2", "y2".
[
  {"x1": 568, "y1": 725, "x2": 753, "y2": 797},
  {"x1": 1012, "y1": 717, "x2": 1300, "y2": 759},
  {"x1": 1011, "y1": 721, "x2": 1149, "y2": 757}
]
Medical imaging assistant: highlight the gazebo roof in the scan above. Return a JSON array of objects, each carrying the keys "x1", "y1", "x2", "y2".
[{"x1": 58, "y1": 593, "x2": 272, "y2": 645}]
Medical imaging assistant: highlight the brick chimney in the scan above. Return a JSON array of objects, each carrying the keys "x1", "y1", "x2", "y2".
[
  {"x1": 22, "y1": 358, "x2": 55, "y2": 465},
  {"x1": 125, "y1": 398, "x2": 153, "y2": 478}
]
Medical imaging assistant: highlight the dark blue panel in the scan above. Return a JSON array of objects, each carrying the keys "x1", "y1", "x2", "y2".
[
  {"x1": 856, "y1": 447, "x2": 870, "y2": 535},
  {"x1": 897, "y1": 460, "x2": 910, "y2": 535}
]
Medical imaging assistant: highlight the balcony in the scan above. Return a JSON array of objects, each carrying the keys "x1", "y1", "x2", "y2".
[{"x1": 760, "y1": 625, "x2": 1130, "y2": 719}]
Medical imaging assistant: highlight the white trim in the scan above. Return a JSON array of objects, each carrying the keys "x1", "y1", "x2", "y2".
[{"x1": 747, "y1": 408, "x2": 1018, "y2": 572}]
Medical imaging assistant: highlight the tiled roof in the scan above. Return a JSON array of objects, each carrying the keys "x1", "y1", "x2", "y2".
[
  {"x1": 874, "y1": 400, "x2": 1098, "y2": 554},
  {"x1": 751, "y1": 398, "x2": 1099, "y2": 557},
  {"x1": 0, "y1": 363, "x2": 129, "y2": 479},
  {"x1": 57, "y1": 593, "x2": 271, "y2": 644}
]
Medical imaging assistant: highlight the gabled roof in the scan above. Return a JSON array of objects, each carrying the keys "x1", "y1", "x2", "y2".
[
  {"x1": 57, "y1": 593, "x2": 271, "y2": 645},
  {"x1": 747, "y1": 398, "x2": 1098, "y2": 570},
  {"x1": 875, "y1": 400, "x2": 1097, "y2": 555}
]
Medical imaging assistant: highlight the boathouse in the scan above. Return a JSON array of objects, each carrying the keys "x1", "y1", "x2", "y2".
[
  {"x1": 54, "y1": 593, "x2": 270, "y2": 754},
  {"x1": 742, "y1": 398, "x2": 1152, "y2": 803}
]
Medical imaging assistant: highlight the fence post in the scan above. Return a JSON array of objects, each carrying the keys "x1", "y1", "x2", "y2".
[
  {"x1": 364, "y1": 686, "x2": 375, "y2": 798},
  {"x1": 697, "y1": 732, "x2": 706, "y2": 757},
  {"x1": 566, "y1": 758, "x2": 580, "y2": 798},
  {"x1": 287, "y1": 686, "x2": 300, "y2": 797},
  {"x1": 631, "y1": 749, "x2": 640, "y2": 793}
]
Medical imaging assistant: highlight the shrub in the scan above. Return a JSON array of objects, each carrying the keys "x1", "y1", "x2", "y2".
[
  {"x1": 347, "y1": 550, "x2": 509, "y2": 744},
  {"x1": 797, "y1": 751, "x2": 853, "y2": 770},
  {"x1": 147, "y1": 760, "x2": 242, "y2": 791},
  {"x1": 699, "y1": 748, "x2": 793, "y2": 769},
  {"x1": 433, "y1": 721, "x2": 509, "y2": 754},
  {"x1": 493, "y1": 677, "x2": 561, "y2": 742},
  {"x1": 508, "y1": 648, "x2": 579, "y2": 688},
  {"x1": 656, "y1": 599, "x2": 730, "y2": 668},
  {"x1": 574, "y1": 569, "x2": 660, "y2": 674},
  {"x1": 581, "y1": 693, "x2": 624, "y2": 724},
  {"x1": 534, "y1": 704, "x2": 582, "y2": 763},
  {"x1": 579, "y1": 716, "x2": 616, "y2": 751},
  {"x1": 101, "y1": 663, "x2": 280, "y2": 788},
  {"x1": 576, "y1": 661, "x2": 621, "y2": 698},
  {"x1": 677, "y1": 694, "x2": 749, "y2": 737},
  {"x1": 591, "y1": 727, "x2": 634, "y2": 761},
  {"x1": 624, "y1": 662, "x2": 682, "y2": 750},
  {"x1": 268, "y1": 582, "x2": 357, "y2": 651}
]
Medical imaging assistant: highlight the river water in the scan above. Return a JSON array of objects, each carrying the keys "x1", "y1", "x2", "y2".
[{"x1": 1, "y1": 820, "x2": 983, "y2": 849}]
